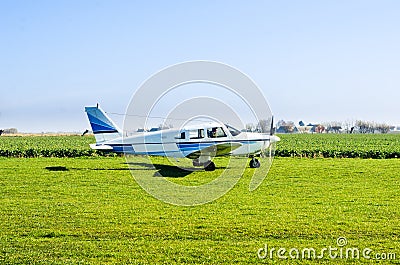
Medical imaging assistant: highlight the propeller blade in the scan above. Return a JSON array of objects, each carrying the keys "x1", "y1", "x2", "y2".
[
  {"x1": 270, "y1": 116, "x2": 274, "y2": 135},
  {"x1": 249, "y1": 116, "x2": 280, "y2": 191}
]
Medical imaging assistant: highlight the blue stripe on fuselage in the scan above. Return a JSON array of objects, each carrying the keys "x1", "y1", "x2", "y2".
[
  {"x1": 104, "y1": 139, "x2": 267, "y2": 156},
  {"x1": 177, "y1": 142, "x2": 214, "y2": 157}
]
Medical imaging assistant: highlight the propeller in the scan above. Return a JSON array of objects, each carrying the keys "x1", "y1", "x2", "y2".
[
  {"x1": 270, "y1": 116, "x2": 274, "y2": 136},
  {"x1": 268, "y1": 116, "x2": 279, "y2": 158},
  {"x1": 249, "y1": 115, "x2": 280, "y2": 191}
]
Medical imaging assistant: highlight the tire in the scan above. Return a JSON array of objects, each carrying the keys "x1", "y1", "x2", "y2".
[
  {"x1": 204, "y1": 161, "x2": 216, "y2": 171},
  {"x1": 249, "y1": 158, "x2": 260, "y2": 168}
]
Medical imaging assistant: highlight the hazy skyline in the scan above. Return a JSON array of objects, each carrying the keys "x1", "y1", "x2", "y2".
[{"x1": 1, "y1": 1, "x2": 399, "y2": 132}]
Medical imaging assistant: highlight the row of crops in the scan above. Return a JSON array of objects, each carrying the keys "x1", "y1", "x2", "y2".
[
  {"x1": 275, "y1": 134, "x2": 400, "y2": 159},
  {"x1": 0, "y1": 134, "x2": 399, "y2": 158},
  {"x1": 0, "y1": 136, "x2": 113, "y2": 158}
]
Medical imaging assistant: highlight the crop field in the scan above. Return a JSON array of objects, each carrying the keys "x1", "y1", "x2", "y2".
[
  {"x1": 1, "y1": 134, "x2": 400, "y2": 159},
  {"x1": 276, "y1": 134, "x2": 400, "y2": 159},
  {"x1": 0, "y1": 136, "x2": 97, "y2": 158},
  {"x1": 0, "y1": 135, "x2": 399, "y2": 264}
]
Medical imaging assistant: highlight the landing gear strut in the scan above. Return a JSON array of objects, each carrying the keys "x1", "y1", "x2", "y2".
[
  {"x1": 193, "y1": 158, "x2": 216, "y2": 171},
  {"x1": 249, "y1": 157, "x2": 260, "y2": 168}
]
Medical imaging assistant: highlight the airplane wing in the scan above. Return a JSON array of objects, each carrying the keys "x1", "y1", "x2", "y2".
[{"x1": 185, "y1": 142, "x2": 242, "y2": 159}]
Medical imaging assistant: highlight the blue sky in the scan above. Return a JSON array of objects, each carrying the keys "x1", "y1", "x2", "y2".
[{"x1": 1, "y1": 0, "x2": 399, "y2": 132}]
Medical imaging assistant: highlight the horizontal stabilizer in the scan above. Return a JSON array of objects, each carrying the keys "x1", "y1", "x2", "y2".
[{"x1": 89, "y1": 144, "x2": 113, "y2": 150}]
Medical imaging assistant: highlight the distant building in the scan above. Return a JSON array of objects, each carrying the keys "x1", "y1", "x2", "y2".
[
  {"x1": 389, "y1": 126, "x2": 400, "y2": 134},
  {"x1": 296, "y1": 126, "x2": 314, "y2": 133},
  {"x1": 276, "y1": 126, "x2": 298, "y2": 134}
]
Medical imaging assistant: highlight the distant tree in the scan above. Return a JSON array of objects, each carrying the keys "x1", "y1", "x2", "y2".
[
  {"x1": 277, "y1": 120, "x2": 286, "y2": 128},
  {"x1": 343, "y1": 120, "x2": 355, "y2": 133},
  {"x1": 3, "y1": 128, "x2": 18, "y2": 134},
  {"x1": 325, "y1": 121, "x2": 342, "y2": 133},
  {"x1": 355, "y1": 120, "x2": 390, "y2": 134},
  {"x1": 0, "y1": 129, "x2": 3, "y2": 136},
  {"x1": 356, "y1": 120, "x2": 367, "y2": 133},
  {"x1": 246, "y1": 123, "x2": 255, "y2": 132},
  {"x1": 277, "y1": 120, "x2": 295, "y2": 133},
  {"x1": 158, "y1": 124, "x2": 171, "y2": 130},
  {"x1": 356, "y1": 120, "x2": 374, "y2": 133},
  {"x1": 256, "y1": 119, "x2": 270, "y2": 133},
  {"x1": 375, "y1": 123, "x2": 390, "y2": 134}
]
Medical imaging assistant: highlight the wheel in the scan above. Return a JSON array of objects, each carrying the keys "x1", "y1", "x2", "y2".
[
  {"x1": 249, "y1": 158, "x2": 260, "y2": 168},
  {"x1": 204, "y1": 161, "x2": 216, "y2": 171}
]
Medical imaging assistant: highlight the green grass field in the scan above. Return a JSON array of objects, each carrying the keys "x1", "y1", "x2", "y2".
[{"x1": 1, "y1": 155, "x2": 399, "y2": 264}]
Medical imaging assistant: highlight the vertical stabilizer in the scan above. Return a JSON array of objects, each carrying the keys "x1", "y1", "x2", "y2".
[{"x1": 85, "y1": 105, "x2": 122, "y2": 143}]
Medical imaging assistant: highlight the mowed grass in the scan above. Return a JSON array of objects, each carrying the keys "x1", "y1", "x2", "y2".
[{"x1": 0, "y1": 157, "x2": 399, "y2": 264}]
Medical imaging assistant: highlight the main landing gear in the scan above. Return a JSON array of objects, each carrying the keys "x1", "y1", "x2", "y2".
[
  {"x1": 204, "y1": 161, "x2": 216, "y2": 171},
  {"x1": 249, "y1": 157, "x2": 260, "y2": 168},
  {"x1": 193, "y1": 159, "x2": 216, "y2": 171},
  {"x1": 192, "y1": 157, "x2": 261, "y2": 171}
]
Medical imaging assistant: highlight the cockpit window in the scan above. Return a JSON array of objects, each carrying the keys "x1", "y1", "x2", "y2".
[
  {"x1": 207, "y1": 127, "x2": 227, "y2": 138},
  {"x1": 189, "y1": 129, "x2": 205, "y2": 139},
  {"x1": 225, "y1": 124, "x2": 241, "y2": 136},
  {"x1": 175, "y1": 132, "x2": 185, "y2": 139}
]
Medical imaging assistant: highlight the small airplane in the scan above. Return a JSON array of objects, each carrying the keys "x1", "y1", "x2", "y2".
[{"x1": 85, "y1": 105, "x2": 280, "y2": 171}]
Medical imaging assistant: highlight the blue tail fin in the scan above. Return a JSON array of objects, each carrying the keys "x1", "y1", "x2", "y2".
[{"x1": 85, "y1": 105, "x2": 122, "y2": 143}]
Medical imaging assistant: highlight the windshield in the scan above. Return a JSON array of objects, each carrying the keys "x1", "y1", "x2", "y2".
[
  {"x1": 225, "y1": 124, "x2": 241, "y2": 136},
  {"x1": 207, "y1": 127, "x2": 227, "y2": 138}
]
